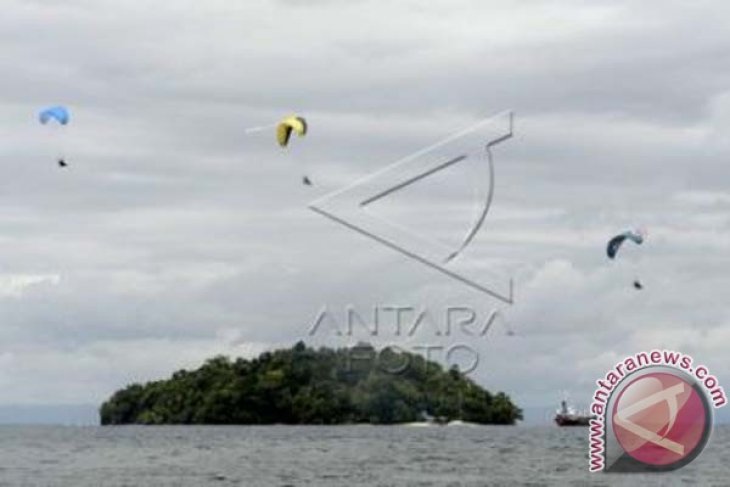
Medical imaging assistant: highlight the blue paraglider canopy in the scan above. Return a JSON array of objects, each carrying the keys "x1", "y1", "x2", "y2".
[{"x1": 39, "y1": 106, "x2": 70, "y2": 125}]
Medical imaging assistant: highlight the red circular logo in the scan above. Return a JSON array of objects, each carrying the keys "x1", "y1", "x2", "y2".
[{"x1": 611, "y1": 371, "x2": 710, "y2": 468}]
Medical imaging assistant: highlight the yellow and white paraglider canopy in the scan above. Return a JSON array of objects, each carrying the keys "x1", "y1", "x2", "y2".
[{"x1": 276, "y1": 115, "x2": 307, "y2": 147}]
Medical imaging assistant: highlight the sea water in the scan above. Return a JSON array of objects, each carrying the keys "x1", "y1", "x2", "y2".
[{"x1": 0, "y1": 424, "x2": 725, "y2": 486}]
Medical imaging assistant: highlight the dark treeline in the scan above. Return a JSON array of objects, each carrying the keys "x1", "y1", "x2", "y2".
[{"x1": 100, "y1": 342, "x2": 522, "y2": 425}]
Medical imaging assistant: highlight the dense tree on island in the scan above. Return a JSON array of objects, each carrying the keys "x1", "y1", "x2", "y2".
[{"x1": 100, "y1": 342, "x2": 522, "y2": 425}]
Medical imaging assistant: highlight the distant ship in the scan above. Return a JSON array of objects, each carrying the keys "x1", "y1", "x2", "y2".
[{"x1": 554, "y1": 400, "x2": 594, "y2": 426}]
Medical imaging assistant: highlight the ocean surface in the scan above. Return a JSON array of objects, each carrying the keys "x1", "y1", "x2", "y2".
[{"x1": 0, "y1": 424, "x2": 726, "y2": 486}]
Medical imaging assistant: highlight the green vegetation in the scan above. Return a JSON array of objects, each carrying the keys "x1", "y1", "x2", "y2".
[{"x1": 100, "y1": 342, "x2": 522, "y2": 425}]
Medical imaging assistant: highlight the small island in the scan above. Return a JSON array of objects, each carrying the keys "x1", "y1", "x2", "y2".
[{"x1": 100, "y1": 342, "x2": 522, "y2": 425}]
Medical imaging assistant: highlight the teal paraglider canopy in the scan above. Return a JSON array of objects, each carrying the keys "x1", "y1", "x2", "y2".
[
  {"x1": 606, "y1": 229, "x2": 645, "y2": 259},
  {"x1": 39, "y1": 106, "x2": 70, "y2": 125}
]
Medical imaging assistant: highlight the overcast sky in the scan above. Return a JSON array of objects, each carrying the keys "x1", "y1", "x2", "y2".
[{"x1": 1, "y1": 0, "x2": 729, "y2": 421}]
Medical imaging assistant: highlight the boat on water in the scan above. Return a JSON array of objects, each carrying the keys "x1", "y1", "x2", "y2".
[
  {"x1": 403, "y1": 419, "x2": 480, "y2": 428},
  {"x1": 445, "y1": 420, "x2": 480, "y2": 427},
  {"x1": 554, "y1": 400, "x2": 594, "y2": 426},
  {"x1": 404, "y1": 411, "x2": 452, "y2": 427}
]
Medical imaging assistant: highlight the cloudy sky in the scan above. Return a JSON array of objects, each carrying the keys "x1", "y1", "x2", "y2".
[{"x1": 1, "y1": 0, "x2": 729, "y2": 422}]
